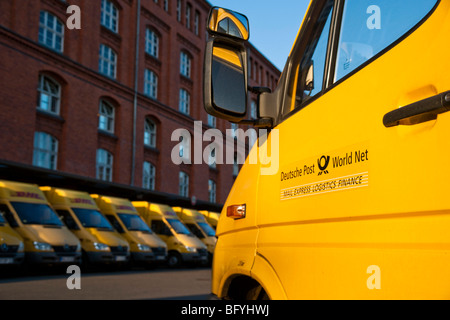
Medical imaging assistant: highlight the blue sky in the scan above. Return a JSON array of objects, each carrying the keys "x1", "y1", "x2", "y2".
[{"x1": 208, "y1": 1, "x2": 310, "y2": 71}]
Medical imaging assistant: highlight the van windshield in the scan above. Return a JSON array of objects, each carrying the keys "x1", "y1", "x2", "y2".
[
  {"x1": 118, "y1": 214, "x2": 153, "y2": 233},
  {"x1": 0, "y1": 213, "x2": 5, "y2": 224},
  {"x1": 11, "y1": 202, "x2": 63, "y2": 226},
  {"x1": 72, "y1": 208, "x2": 114, "y2": 231},
  {"x1": 166, "y1": 219, "x2": 192, "y2": 235},
  {"x1": 197, "y1": 222, "x2": 216, "y2": 237}
]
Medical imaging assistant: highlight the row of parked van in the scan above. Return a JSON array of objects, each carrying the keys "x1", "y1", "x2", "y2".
[{"x1": 0, "y1": 180, "x2": 220, "y2": 269}]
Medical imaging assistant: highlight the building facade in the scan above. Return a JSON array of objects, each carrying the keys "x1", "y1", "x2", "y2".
[{"x1": 0, "y1": 0, "x2": 280, "y2": 205}]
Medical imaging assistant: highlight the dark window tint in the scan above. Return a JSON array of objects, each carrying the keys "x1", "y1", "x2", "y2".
[
  {"x1": 56, "y1": 210, "x2": 80, "y2": 230},
  {"x1": 72, "y1": 208, "x2": 113, "y2": 231},
  {"x1": 105, "y1": 214, "x2": 125, "y2": 233},
  {"x1": 186, "y1": 223, "x2": 205, "y2": 239},
  {"x1": 11, "y1": 202, "x2": 63, "y2": 226},
  {"x1": 334, "y1": 0, "x2": 438, "y2": 81},
  {"x1": 151, "y1": 220, "x2": 172, "y2": 236}
]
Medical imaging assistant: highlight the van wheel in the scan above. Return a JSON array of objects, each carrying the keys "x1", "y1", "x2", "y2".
[{"x1": 167, "y1": 252, "x2": 182, "y2": 268}]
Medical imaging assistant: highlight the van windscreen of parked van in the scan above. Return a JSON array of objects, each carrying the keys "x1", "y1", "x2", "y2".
[
  {"x1": 197, "y1": 222, "x2": 216, "y2": 237},
  {"x1": 11, "y1": 202, "x2": 63, "y2": 226},
  {"x1": 118, "y1": 214, "x2": 153, "y2": 233},
  {"x1": 0, "y1": 212, "x2": 5, "y2": 224},
  {"x1": 166, "y1": 219, "x2": 192, "y2": 235},
  {"x1": 72, "y1": 208, "x2": 114, "y2": 231}
]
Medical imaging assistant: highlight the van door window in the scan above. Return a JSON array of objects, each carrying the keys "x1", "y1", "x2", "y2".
[
  {"x1": 151, "y1": 220, "x2": 172, "y2": 236},
  {"x1": 105, "y1": 214, "x2": 125, "y2": 234},
  {"x1": 186, "y1": 223, "x2": 205, "y2": 239},
  {"x1": 283, "y1": 0, "x2": 333, "y2": 116},
  {"x1": 0, "y1": 204, "x2": 18, "y2": 227},
  {"x1": 334, "y1": 0, "x2": 438, "y2": 82},
  {"x1": 56, "y1": 210, "x2": 80, "y2": 230}
]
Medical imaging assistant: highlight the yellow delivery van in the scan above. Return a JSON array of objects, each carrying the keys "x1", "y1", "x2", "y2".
[
  {"x1": 172, "y1": 207, "x2": 216, "y2": 263},
  {"x1": 41, "y1": 187, "x2": 130, "y2": 266},
  {"x1": 204, "y1": 0, "x2": 450, "y2": 300},
  {"x1": 0, "y1": 207, "x2": 25, "y2": 266},
  {"x1": 0, "y1": 180, "x2": 81, "y2": 265},
  {"x1": 133, "y1": 202, "x2": 208, "y2": 267},
  {"x1": 199, "y1": 210, "x2": 220, "y2": 230},
  {"x1": 92, "y1": 195, "x2": 168, "y2": 266}
]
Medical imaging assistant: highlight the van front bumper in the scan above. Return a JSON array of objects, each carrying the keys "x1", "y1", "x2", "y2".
[
  {"x1": 26, "y1": 252, "x2": 81, "y2": 265},
  {"x1": 86, "y1": 251, "x2": 130, "y2": 264},
  {"x1": 0, "y1": 252, "x2": 25, "y2": 265},
  {"x1": 131, "y1": 251, "x2": 154, "y2": 263},
  {"x1": 181, "y1": 251, "x2": 208, "y2": 263}
]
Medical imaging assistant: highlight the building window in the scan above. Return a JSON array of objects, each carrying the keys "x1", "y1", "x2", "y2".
[
  {"x1": 37, "y1": 75, "x2": 61, "y2": 115},
  {"x1": 208, "y1": 148, "x2": 216, "y2": 169},
  {"x1": 39, "y1": 11, "x2": 64, "y2": 52},
  {"x1": 177, "y1": 0, "x2": 182, "y2": 22},
  {"x1": 179, "y1": 171, "x2": 189, "y2": 197},
  {"x1": 208, "y1": 180, "x2": 216, "y2": 203},
  {"x1": 145, "y1": 28, "x2": 159, "y2": 59},
  {"x1": 186, "y1": 3, "x2": 191, "y2": 30},
  {"x1": 164, "y1": 0, "x2": 169, "y2": 12},
  {"x1": 194, "y1": 11, "x2": 200, "y2": 35},
  {"x1": 179, "y1": 89, "x2": 190, "y2": 115},
  {"x1": 250, "y1": 100, "x2": 257, "y2": 119},
  {"x1": 180, "y1": 51, "x2": 191, "y2": 78},
  {"x1": 207, "y1": 114, "x2": 216, "y2": 128},
  {"x1": 98, "y1": 100, "x2": 115, "y2": 133},
  {"x1": 101, "y1": 0, "x2": 119, "y2": 33},
  {"x1": 96, "y1": 149, "x2": 113, "y2": 182},
  {"x1": 233, "y1": 153, "x2": 240, "y2": 176},
  {"x1": 99, "y1": 44, "x2": 117, "y2": 79},
  {"x1": 33, "y1": 132, "x2": 58, "y2": 170},
  {"x1": 144, "y1": 118, "x2": 156, "y2": 148},
  {"x1": 144, "y1": 69, "x2": 158, "y2": 99},
  {"x1": 143, "y1": 161, "x2": 156, "y2": 190}
]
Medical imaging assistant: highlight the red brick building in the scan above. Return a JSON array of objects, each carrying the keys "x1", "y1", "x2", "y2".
[{"x1": 0, "y1": 0, "x2": 280, "y2": 206}]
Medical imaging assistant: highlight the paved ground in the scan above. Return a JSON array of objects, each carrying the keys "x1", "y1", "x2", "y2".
[{"x1": 0, "y1": 267, "x2": 212, "y2": 300}]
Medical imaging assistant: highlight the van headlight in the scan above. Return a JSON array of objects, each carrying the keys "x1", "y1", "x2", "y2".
[
  {"x1": 185, "y1": 246, "x2": 197, "y2": 253},
  {"x1": 33, "y1": 241, "x2": 53, "y2": 252},
  {"x1": 93, "y1": 242, "x2": 110, "y2": 251},
  {"x1": 137, "y1": 244, "x2": 151, "y2": 252},
  {"x1": 76, "y1": 243, "x2": 81, "y2": 252},
  {"x1": 18, "y1": 242, "x2": 24, "y2": 252}
]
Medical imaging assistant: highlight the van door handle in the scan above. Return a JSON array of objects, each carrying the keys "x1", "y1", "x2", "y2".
[{"x1": 383, "y1": 91, "x2": 450, "y2": 127}]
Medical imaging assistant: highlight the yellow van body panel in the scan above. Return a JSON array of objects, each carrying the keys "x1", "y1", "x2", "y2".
[
  {"x1": 212, "y1": 0, "x2": 450, "y2": 299},
  {"x1": 0, "y1": 181, "x2": 81, "y2": 264}
]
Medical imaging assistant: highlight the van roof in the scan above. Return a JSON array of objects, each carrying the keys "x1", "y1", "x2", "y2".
[
  {"x1": 40, "y1": 186, "x2": 99, "y2": 209},
  {"x1": 173, "y1": 207, "x2": 206, "y2": 222},
  {"x1": 132, "y1": 201, "x2": 179, "y2": 219},
  {"x1": 92, "y1": 194, "x2": 137, "y2": 214},
  {"x1": 0, "y1": 180, "x2": 48, "y2": 204}
]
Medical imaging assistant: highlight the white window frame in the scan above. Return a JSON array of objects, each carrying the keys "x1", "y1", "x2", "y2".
[
  {"x1": 144, "y1": 118, "x2": 157, "y2": 148},
  {"x1": 99, "y1": 44, "x2": 117, "y2": 79},
  {"x1": 143, "y1": 161, "x2": 156, "y2": 190},
  {"x1": 180, "y1": 51, "x2": 191, "y2": 78},
  {"x1": 179, "y1": 171, "x2": 189, "y2": 197},
  {"x1": 33, "y1": 132, "x2": 58, "y2": 170},
  {"x1": 145, "y1": 28, "x2": 159, "y2": 59},
  {"x1": 101, "y1": 0, "x2": 119, "y2": 33},
  {"x1": 98, "y1": 100, "x2": 115, "y2": 133},
  {"x1": 39, "y1": 11, "x2": 64, "y2": 52},
  {"x1": 144, "y1": 69, "x2": 158, "y2": 99},
  {"x1": 96, "y1": 149, "x2": 113, "y2": 182},
  {"x1": 37, "y1": 75, "x2": 61, "y2": 115},
  {"x1": 179, "y1": 89, "x2": 190, "y2": 115}
]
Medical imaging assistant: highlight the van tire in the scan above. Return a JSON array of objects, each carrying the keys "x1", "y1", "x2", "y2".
[{"x1": 167, "y1": 252, "x2": 182, "y2": 268}]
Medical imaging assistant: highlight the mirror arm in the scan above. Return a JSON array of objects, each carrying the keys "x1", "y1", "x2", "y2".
[
  {"x1": 237, "y1": 118, "x2": 273, "y2": 128},
  {"x1": 248, "y1": 86, "x2": 272, "y2": 94}
]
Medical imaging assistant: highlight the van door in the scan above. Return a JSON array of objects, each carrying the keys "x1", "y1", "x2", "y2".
[{"x1": 256, "y1": 0, "x2": 449, "y2": 299}]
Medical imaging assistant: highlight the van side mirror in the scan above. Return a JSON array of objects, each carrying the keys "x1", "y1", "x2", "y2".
[
  {"x1": 204, "y1": 7, "x2": 249, "y2": 123},
  {"x1": 207, "y1": 7, "x2": 249, "y2": 41}
]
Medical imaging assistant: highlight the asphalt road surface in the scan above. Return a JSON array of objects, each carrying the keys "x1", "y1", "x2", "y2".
[{"x1": 0, "y1": 267, "x2": 212, "y2": 300}]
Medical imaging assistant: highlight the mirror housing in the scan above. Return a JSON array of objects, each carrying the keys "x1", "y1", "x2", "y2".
[
  {"x1": 204, "y1": 7, "x2": 250, "y2": 123},
  {"x1": 207, "y1": 7, "x2": 249, "y2": 41}
]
